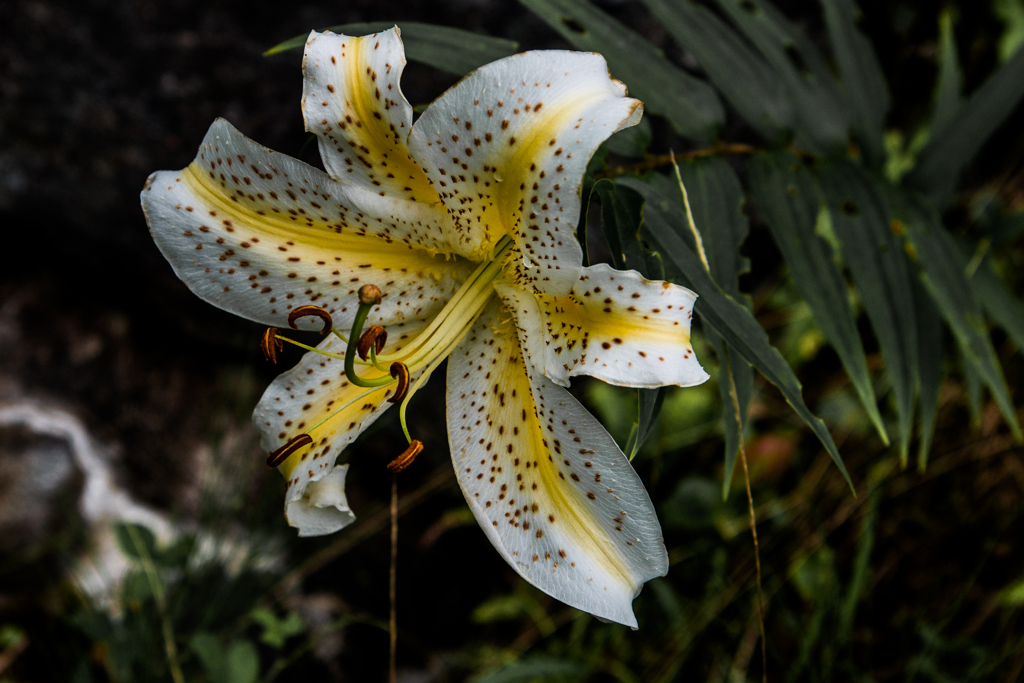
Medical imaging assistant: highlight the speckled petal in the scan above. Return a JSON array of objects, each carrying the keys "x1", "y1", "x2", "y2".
[
  {"x1": 253, "y1": 319, "x2": 429, "y2": 536},
  {"x1": 284, "y1": 465, "x2": 356, "y2": 537},
  {"x1": 301, "y1": 29, "x2": 453, "y2": 255},
  {"x1": 142, "y1": 118, "x2": 474, "y2": 331},
  {"x1": 446, "y1": 304, "x2": 668, "y2": 627},
  {"x1": 497, "y1": 264, "x2": 709, "y2": 388},
  {"x1": 409, "y1": 51, "x2": 642, "y2": 291}
]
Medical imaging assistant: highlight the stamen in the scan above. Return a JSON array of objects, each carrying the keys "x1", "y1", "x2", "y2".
[
  {"x1": 267, "y1": 433, "x2": 313, "y2": 468},
  {"x1": 386, "y1": 440, "x2": 423, "y2": 473},
  {"x1": 357, "y1": 325, "x2": 388, "y2": 361},
  {"x1": 387, "y1": 363, "x2": 411, "y2": 404},
  {"x1": 343, "y1": 285, "x2": 394, "y2": 389},
  {"x1": 261, "y1": 327, "x2": 284, "y2": 364},
  {"x1": 288, "y1": 305, "x2": 333, "y2": 334}
]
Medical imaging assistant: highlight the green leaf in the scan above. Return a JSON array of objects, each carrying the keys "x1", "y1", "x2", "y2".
[
  {"x1": 113, "y1": 522, "x2": 157, "y2": 563},
  {"x1": 747, "y1": 152, "x2": 886, "y2": 444},
  {"x1": 886, "y1": 192, "x2": 1022, "y2": 440},
  {"x1": 713, "y1": 0, "x2": 850, "y2": 155},
  {"x1": 190, "y1": 632, "x2": 228, "y2": 683},
  {"x1": 932, "y1": 10, "x2": 964, "y2": 134},
  {"x1": 226, "y1": 640, "x2": 259, "y2": 683},
  {"x1": 647, "y1": 158, "x2": 754, "y2": 493},
  {"x1": 819, "y1": 0, "x2": 889, "y2": 167},
  {"x1": 817, "y1": 161, "x2": 918, "y2": 462},
  {"x1": 947, "y1": 234, "x2": 1024, "y2": 355},
  {"x1": 906, "y1": 41, "x2": 1024, "y2": 204},
  {"x1": 912, "y1": 279, "x2": 944, "y2": 471},
  {"x1": 251, "y1": 608, "x2": 304, "y2": 648},
  {"x1": 518, "y1": 0, "x2": 725, "y2": 142},
  {"x1": 470, "y1": 657, "x2": 584, "y2": 683},
  {"x1": 640, "y1": 0, "x2": 794, "y2": 142},
  {"x1": 593, "y1": 179, "x2": 665, "y2": 459},
  {"x1": 619, "y1": 176, "x2": 853, "y2": 489},
  {"x1": 264, "y1": 22, "x2": 519, "y2": 76}
]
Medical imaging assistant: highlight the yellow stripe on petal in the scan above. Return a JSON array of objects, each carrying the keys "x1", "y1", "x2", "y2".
[
  {"x1": 446, "y1": 304, "x2": 667, "y2": 627},
  {"x1": 497, "y1": 264, "x2": 709, "y2": 388},
  {"x1": 143, "y1": 119, "x2": 474, "y2": 332},
  {"x1": 410, "y1": 51, "x2": 642, "y2": 294},
  {"x1": 302, "y1": 28, "x2": 448, "y2": 245}
]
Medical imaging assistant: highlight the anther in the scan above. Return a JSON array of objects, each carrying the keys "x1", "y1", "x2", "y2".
[
  {"x1": 387, "y1": 362, "x2": 411, "y2": 404},
  {"x1": 261, "y1": 327, "x2": 284, "y2": 364},
  {"x1": 358, "y1": 284, "x2": 382, "y2": 306},
  {"x1": 266, "y1": 433, "x2": 313, "y2": 468},
  {"x1": 357, "y1": 325, "x2": 388, "y2": 361},
  {"x1": 386, "y1": 440, "x2": 423, "y2": 473},
  {"x1": 288, "y1": 305, "x2": 333, "y2": 334}
]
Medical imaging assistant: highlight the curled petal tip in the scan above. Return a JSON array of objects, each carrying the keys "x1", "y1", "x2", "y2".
[
  {"x1": 288, "y1": 305, "x2": 334, "y2": 334},
  {"x1": 358, "y1": 284, "x2": 382, "y2": 306}
]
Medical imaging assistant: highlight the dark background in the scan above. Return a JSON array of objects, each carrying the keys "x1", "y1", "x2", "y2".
[{"x1": 1, "y1": 0, "x2": 1022, "y2": 681}]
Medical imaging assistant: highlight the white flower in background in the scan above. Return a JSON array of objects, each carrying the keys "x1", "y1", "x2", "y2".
[{"x1": 141, "y1": 28, "x2": 708, "y2": 627}]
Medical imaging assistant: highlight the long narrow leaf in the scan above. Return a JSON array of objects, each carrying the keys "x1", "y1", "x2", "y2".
[
  {"x1": 519, "y1": 0, "x2": 725, "y2": 143},
  {"x1": 748, "y1": 152, "x2": 887, "y2": 443},
  {"x1": 912, "y1": 279, "x2": 944, "y2": 471},
  {"x1": 886, "y1": 191, "x2": 1022, "y2": 440},
  {"x1": 932, "y1": 10, "x2": 964, "y2": 133},
  {"x1": 817, "y1": 161, "x2": 919, "y2": 461},
  {"x1": 713, "y1": 0, "x2": 850, "y2": 155},
  {"x1": 264, "y1": 22, "x2": 518, "y2": 76},
  {"x1": 820, "y1": 0, "x2": 889, "y2": 168},
  {"x1": 949, "y1": 235, "x2": 1024, "y2": 354},
  {"x1": 646, "y1": 160, "x2": 754, "y2": 494},
  {"x1": 641, "y1": 0, "x2": 793, "y2": 142},
  {"x1": 619, "y1": 177, "x2": 853, "y2": 489},
  {"x1": 906, "y1": 42, "x2": 1024, "y2": 204}
]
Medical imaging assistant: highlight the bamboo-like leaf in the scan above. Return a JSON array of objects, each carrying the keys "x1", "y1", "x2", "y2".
[
  {"x1": 620, "y1": 177, "x2": 853, "y2": 489},
  {"x1": 886, "y1": 191, "x2": 1023, "y2": 440},
  {"x1": 932, "y1": 10, "x2": 964, "y2": 134},
  {"x1": 906, "y1": 42, "x2": 1024, "y2": 204},
  {"x1": 817, "y1": 161, "x2": 919, "y2": 462},
  {"x1": 640, "y1": 0, "x2": 793, "y2": 142},
  {"x1": 713, "y1": 0, "x2": 850, "y2": 155},
  {"x1": 646, "y1": 160, "x2": 754, "y2": 494},
  {"x1": 948, "y1": 235, "x2": 1024, "y2": 354},
  {"x1": 747, "y1": 152, "x2": 887, "y2": 444},
  {"x1": 912, "y1": 279, "x2": 944, "y2": 471},
  {"x1": 519, "y1": 0, "x2": 725, "y2": 143},
  {"x1": 819, "y1": 0, "x2": 889, "y2": 167},
  {"x1": 470, "y1": 657, "x2": 583, "y2": 683},
  {"x1": 264, "y1": 22, "x2": 519, "y2": 76}
]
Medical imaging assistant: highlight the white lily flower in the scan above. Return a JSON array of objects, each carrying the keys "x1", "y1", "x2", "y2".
[{"x1": 141, "y1": 28, "x2": 708, "y2": 627}]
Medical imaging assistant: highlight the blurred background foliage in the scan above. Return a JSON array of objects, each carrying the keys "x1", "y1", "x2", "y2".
[{"x1": 1, "y1": 0, "x2": 1023, "y2": 680}]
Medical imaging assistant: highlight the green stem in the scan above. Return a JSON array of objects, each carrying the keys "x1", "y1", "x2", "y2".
[{"x1": 344, "y1": 301, "x2": 393, "y2": 388}]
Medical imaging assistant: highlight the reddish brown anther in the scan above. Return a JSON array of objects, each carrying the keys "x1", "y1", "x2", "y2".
[
  {"x1": 288, "y1": 305, "x2": 333, "y2": 334},
  {"x1": 357, "y1": 325, "x2": 388, "y2": 360},
  {"x1": 261, "y1": 327, "x2": 284, "y2": 364},
  {"x1": 387, "y1": 362, "x2": 411, "y2": 404},
  {"x1": 386, "y1": 440, "x2": 423, "y2": 473},
  {"x1": 358, "y1": 284, "x2": 383, "y2": 306},
  {"x1": 266, "y1": 433, "x2": 313, "y2": 468}
]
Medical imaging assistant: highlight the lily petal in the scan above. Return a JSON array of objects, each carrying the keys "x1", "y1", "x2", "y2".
[
  {"x1": 301, "y1": 29, "x2": 454, "y2": 256},
  {"x1": 253, "y1": 319, "x2": 429, "y2": 536},
  {"x1": 496, "y1": 264, "x2": 709, "y2": 388},
  {"x1": 447, "y1": 304, "x2": 668, "y2": 627},
  {"x1": 285, "y1": 464, "x2": 356, "y2": 537},
  {"x1": 142, "y1": 118, "x2": 473, "y2": 331},
  {"x1": 409, "y1": 51, "x2": 642, "y2": 292}
]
